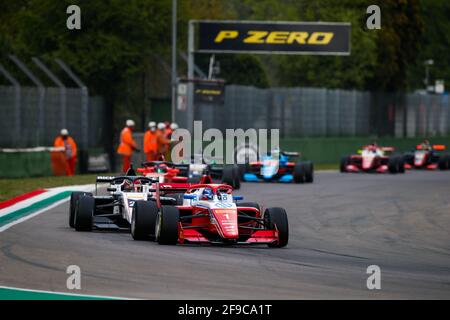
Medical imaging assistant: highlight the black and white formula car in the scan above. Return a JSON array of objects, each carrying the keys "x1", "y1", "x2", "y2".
[{"x1": 68, "y1": 171, "x2": 185, "y2": 232}]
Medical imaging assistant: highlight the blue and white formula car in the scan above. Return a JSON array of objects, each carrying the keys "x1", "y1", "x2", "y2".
[{"x1": 240, "y1": 150, "x2": 314, "y2": 184}]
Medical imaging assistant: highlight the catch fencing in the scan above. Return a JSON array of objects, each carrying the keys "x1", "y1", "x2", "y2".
[
  {"x1": 0, "y1": 85, "x2": 104, "y2": 149},
  {"x1": 193, "y1": 85, "x2": 450, "y2": 138}
]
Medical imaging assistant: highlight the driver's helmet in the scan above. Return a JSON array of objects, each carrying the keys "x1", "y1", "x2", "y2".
[
  {"x1": 201, "y1": 188, "x2": 214, "y2": 200},
  {"x1": 156, "y1": 164, "x2": 168, "y2": 173},
  {"x1": 422, "y1": 140, "x2": 431, "y2": 149},
  {"x1": 133, "y1": 180, "x2": 142, "y2": 192},
  {"x1": 367, "y1": 143, "x2": 377, "y2": 152},
  {"x1": 123, "y1": 180, "x2": 133, "y2": 192},
  {"x1": 217, "y1": 192, "x2": 228, "y2": 201}
]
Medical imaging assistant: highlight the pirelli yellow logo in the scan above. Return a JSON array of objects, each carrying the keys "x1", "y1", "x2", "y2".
[
  {"x1": 214, "y1": 30, "x2": 334, "y2": 45},
  {"x1": 198, "y1": 21, "x2": 350, "y2": 54}
]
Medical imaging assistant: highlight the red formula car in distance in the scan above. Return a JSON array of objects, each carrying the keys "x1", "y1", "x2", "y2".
[
  {"x1": 137, "y1": 161, "x2": 190, "y2": 183},
  {"x1": 403, "y1": 142, "x2": 450, "y2": 170},
  {"x1": 131, "y1": 183, "x2": 289, "y2": 248},
  {"x1": 340, "y1": 144, "x2": 405, "y2": 174}
]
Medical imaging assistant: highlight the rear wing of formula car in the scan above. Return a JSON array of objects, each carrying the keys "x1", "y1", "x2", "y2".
[
  {"x1": 433, "y1": 144, "x2": 446, "y2": 151},
  {"x1": 381, "y1": 147, "x2": 395, "y2": 153},
  {"x1": 415, "y1": 144, "x2": 446, "y2": 151},
  {"x1": 96, "y1": 176, "x2": 115, "y2": 183},
  {"x1": 281, "y1": 151, "x2": 300, "y2": 158}
]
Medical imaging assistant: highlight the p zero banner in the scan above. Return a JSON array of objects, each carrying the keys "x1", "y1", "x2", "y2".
[
  {"x1": 198, "y1": 21, "x2": 351, "y2": 55},
  {"x1": 194, "y1": 80, "x2": 225, "y2": 104}
]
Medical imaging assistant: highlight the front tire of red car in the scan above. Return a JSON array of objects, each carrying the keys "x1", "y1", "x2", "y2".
[
  {"x1": 156, "y1": 206, "x2": 179, "y2": 245},
  {"x1": 388, "y1": 156, "x2": 399, "y2": 174},
  {"x1": 397, "y1": 156, "x2": 405, "y2": 173},
  {"x1": 264, "y1": 207, "x2": 289, "y2": 248},
  {"x1": 438, "y1": 154, "x2": 449, "y2": 170},
  {"x1": 340, "y1": 156, "x2": 349, "y2": 173}
]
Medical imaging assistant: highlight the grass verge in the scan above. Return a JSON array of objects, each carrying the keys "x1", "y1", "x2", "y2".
[
  {"x1": 314, "y1": 163, "x2": 339, "y2": 171},
  {"x1": 0, "y1": 174, "x2": 98, "y2": 202}
]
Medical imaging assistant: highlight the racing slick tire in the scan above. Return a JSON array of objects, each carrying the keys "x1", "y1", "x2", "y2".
[
  {"x1": 438, "y1": 154, "x2": 450, "y2": 170},
  {"x1": 340, "y1": 156, "x2": 350, "y2": 173},
  {"x1": 293, "y1": 163, "x2": 305, "y2": 183},
  {"x1": 131, "y1": 200, "x2": 158, "y2": 241},
  {"x1": 74, "y1": 195, "x2": 94, "y2": 232},
  {"x1": 237, "y1": 164, "x2": 247, "y2": 179},
  {"x1": 222, "y1": 165, "x2": 241, "y2": 189},
  {"x1": 232, "y1": 165, "x2": 241, "y2": 190},
  {"x1": 70, "y1": 191, "x2": 92, "y2": 228},
  {"x1": 388, "y1": 156, "x2": 400, "y2": 174},
  {"x1": 264, "y1": 207, "x2": 289, "y2": 248},
  {"x1": 156, "y1": 206, "x2": 180, "y2": 245},
  {"x1": 397, "y1": 156, "x2": 405, "y2": 173},
  {"x1": 303, "y1": 161, "x2": 314, "y2": 183}
]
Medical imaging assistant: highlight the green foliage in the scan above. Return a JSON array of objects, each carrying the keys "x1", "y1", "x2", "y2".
[
  {"x1": 408, "y1": 0, "x2": 450, "y2": 90},
  {"x1": 2, "y1": 0, "x2": 172, "y2": 96},
  {"x1": 0, "y1": 0, "x2": 436, "y2": 95}
]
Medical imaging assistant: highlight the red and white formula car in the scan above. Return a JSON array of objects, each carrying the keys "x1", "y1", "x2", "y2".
[
  {"x1": 340, "y1": 144, "x2": 405, "y2": 174},
  {"x1": 132, "y1": 183, "x2": 289, "y2": 248},
  {"x1": 137, "y1": 161, "x2": 190, "y2": 183},
  {"x1": 403, "y1": 142, "x2": 450, "y2": 170}
]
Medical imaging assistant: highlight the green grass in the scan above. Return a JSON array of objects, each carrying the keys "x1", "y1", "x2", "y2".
[
  {"x1": 315, "y1": 163, "x2": 338, "y2": 171},
  {"x1": 0, "y1": 174, "x2": 98, "y2": 202}
]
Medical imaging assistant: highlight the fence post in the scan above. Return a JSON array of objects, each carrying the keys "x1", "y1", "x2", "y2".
[
  {"x1": 32, "y1": 57, "x2": 67, "y2": 128},
  {"x1": 55, "y1": 59, "x2": 88, "y2": 149},
  {"x1": 0, "y1": 64, "x2": 21, "y2": 147},
  {"x1": 9, "y1": 55, "x2": 45, "y2": 146}
]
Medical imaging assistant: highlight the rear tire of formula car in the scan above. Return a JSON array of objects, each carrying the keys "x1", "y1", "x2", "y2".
[
  {"x1": 222, "y1": 165, "x2": 236, "y2": 188},
  {"x1": 70, "y1": 191, "x2": 92, "y2": 228},
  {"x1": 293, "y1": 163, "x2": 305, "y2": 183},
  {"x1": 340, "y1": 156, "x2": 349, "y2": 173},
  {"x1": 156, "y1": 206, "x2": 180, "y2": 245},
  {"x1": 397, "y1": 156, "x2": 405, "y2": 173},
  {"x1": 75, "y1": 195, "x2": 94, "y2": 232},
  {"x1": 438, "y1": 154, "x2": 449, "y2": 170},
  {"x1": 388, "y1": 156, "x2": 399, "y2": 174},
  {"x1": 237, "y1": 164, "x2": 247, "y2": 179},
  {"x1": 232, "y1": 165, "x2": 241, "y2": 190},
  {"x1": 132, "y1": 200, "x2": 158, "y2": 241},
  {"x1": 303, "y1": 161, "x2": 314, "y2": 183},
  {"x1": 264, "y1": 207, "x2": 289, "y2": 248}
]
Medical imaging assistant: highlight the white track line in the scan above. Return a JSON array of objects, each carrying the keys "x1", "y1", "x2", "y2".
[
  {"x1": 0, "y1": 198, "x2": 70, "y2": 233},
  {"x1": 0, "y1": 184, "x2": 95, "y2": 217},
  {"x1": 0, "y1": 185, "x2": 95, "y2": 233}
]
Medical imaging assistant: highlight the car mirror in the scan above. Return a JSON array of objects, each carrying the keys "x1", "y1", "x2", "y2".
[
  {"x1": 183, "y1": 194, "x2": 196, "y2": 200},
  {"x1": 233, "y1": 196, "x2": 244, "y2": 201}
]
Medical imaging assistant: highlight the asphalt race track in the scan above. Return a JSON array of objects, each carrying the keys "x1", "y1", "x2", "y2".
[{"x1": 1, "y1": 171, "x2": 449, "y2": 299}]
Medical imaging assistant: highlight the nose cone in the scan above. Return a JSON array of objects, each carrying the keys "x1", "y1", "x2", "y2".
[
  {"x1": 414, "y1": 153, "x2": 425, "y2": 166},
  {"x1": 362, "y1": 156, "x2": 374, "y2": 170},
  {"x1": 213, "y1": 209, "x2": 239, "y2": 239}
]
